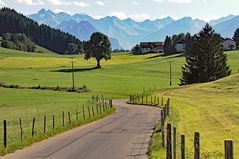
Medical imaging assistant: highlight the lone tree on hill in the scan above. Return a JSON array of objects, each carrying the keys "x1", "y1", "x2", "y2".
[
  {"x1": 180, "y1": 24, "x2": 231, "y2": 85},
  {"x1": 84, "y1": 32, "x2": 111, "y2": 68}
]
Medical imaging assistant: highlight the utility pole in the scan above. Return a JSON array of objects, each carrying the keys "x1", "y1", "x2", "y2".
[
  {"x1": 169, "y1": 61, "x2": 172, "y2": 86},
  {"x1": 70, "y1": 58, "x2": 76, "y2": 91}
]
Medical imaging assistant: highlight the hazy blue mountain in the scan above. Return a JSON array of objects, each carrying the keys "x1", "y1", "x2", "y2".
[
  {"x1": 29, "y1": 9, "x2": 239, "y2": 49},
  {"x1": 29, "y1": 9, "x2": 71, "y2": 27},
  {"x1": 210, "y1": 15, "x2": 235, "y2": 26},
  {"x1": 72, "y1": 13, "x2": 95, "y2": 23},
  {"x1": 144, "y1": 17, "x2": 206, "y2": 41},
  {"x1": 56, "y1": 20, "x2": 123, "y2": 49},
  {"x1": 214, "y1": 16, "x2": 239, "y2": 38},
  {"x1": 29, "y1": 9, "x2": 175, "y2": 48}
]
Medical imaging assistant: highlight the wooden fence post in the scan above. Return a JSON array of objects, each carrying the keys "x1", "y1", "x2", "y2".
[
  {"x1": 161, "y1": 110, "x2": 165, "y2": 147},
  {"x1": 173, "y1": 127, "x2": 176, "y2": 159},
  {"x1": 3, "y1": 120, "x2": 7, "y2": 148},
  {"x1": 194, "y1": 132, "x2": 200, "y2": 159},
  {"x1": 32, "y1": 117, "x2": 35, "y2": 137},
  {"x1": 62, "y1": 111, "x2": 65, "y2": 127},
  {"x1": 19, "y1": 118, "x2": 23, "y2": 142},
  {"x1": 83, "y1": 105, "x2": 85, "y2": 120},
  {"x1": 181, "y1": 135, "x2": 185, "y2": 159},
  {"x1": 92, "y1": 106, "x2": 95, "y2": 117},
  {"x1": 151, "y1": 96, "x2": 153, "y2": 105},
  {"x1": 76, "y1": 110, "x2": 78, "y2": 121},
  {"x1": 96, "y1": 104, "x2": 99, "y2": 115},
  {"x1": 225, "y1": 140, "x2": 233, "y2": 159},
  {"x1": 167, "y1": 124, "x2": 172, "y2": 159},
  {"x1": 88, "y1": 106, "x2": 91, "y2": 119},
  {"x1": 68, "y1": 112, "x2": 71, "y2": 125},
  {"x1": 99, "y1": 104, "x2": 102, "y2": 114},
  {"x1": 44, "y1": 115, "x2": 46, "y2": 133},
  {"x1": 163, "y1": 107, "x2": 167, "y2": 118},
  {"x1": 53, "y1": 115, "x2": 55, "y2": 130},
  {"x1": 110, "y1": 99, "x2": 113, "y2": 108}
]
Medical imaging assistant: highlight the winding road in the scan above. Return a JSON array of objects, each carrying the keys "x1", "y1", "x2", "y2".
[{"x1": 1, "y1": 100, "x2": 161, "y2": 159}]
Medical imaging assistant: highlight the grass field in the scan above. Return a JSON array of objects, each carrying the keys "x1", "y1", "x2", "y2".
[
  {"x1": 0, "y1": 46, "x2": 239, "y2": 155},
  {"x1": 148, "y1": 73, "x2": 239, "y2": 159}
]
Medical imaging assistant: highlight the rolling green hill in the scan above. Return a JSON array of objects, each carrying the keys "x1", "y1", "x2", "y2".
[
  {"x1": 0, "y1": 47, "x2": 239, "y2": 155},
  {"x1": 149, "y1": 73, "x2": 239, "y2": 159}
]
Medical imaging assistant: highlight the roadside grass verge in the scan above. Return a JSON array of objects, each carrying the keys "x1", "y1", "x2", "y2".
[
  {"x1": 0, "y1": 88, "x2": 115, "y2": 155},
  {"x1": 148, "y1": 73, "x2": 239, "y2": 159}
]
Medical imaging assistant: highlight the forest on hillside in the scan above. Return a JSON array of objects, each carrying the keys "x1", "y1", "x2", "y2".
[{"x1": 0, "y1": 8, "x2": 82, "y2": 54}]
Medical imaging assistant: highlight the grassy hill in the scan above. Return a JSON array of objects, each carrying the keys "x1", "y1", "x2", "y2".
[
  {"x1": 149, "y1": 73, "x2": 239, "y2": 159},
  {"x1": 0, "y1": 47, "x2": 239, "y2": 155}
]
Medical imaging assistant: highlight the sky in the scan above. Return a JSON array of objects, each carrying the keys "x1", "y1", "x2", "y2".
[{"x1": 0, "y1": 0, "x2": 239, "y2": 21}]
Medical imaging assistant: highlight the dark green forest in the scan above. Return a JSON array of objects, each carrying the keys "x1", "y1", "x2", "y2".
[
  {"x1": 1, "y1": 33, "x2": 36, "y2": 52},
  {"x1": 0, "y1": 8, "x2": 82, "y2": 54}
]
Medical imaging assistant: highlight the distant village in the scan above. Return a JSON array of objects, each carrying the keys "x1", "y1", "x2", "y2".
[{"x1": 132, "y1": 38, "x2": 237, "y2": 55}]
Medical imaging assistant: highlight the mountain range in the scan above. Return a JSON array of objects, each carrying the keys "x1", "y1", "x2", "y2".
[{"x1": 29, "y1": 9, "x2": 239, "y2": 49}]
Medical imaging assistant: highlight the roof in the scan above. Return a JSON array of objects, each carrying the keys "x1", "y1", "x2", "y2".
[
  {"x1": 223, "y1": 38, "x2": 235, "y2": 42},
  {"x1": 140, "y1": 42, "x2": 164, "y2": 48}
]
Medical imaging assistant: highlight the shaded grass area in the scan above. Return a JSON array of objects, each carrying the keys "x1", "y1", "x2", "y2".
[{"x1": 148, "y1": 73, "x2": 239, "y2": 159}]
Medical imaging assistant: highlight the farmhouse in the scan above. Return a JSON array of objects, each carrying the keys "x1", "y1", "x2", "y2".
[
  {"x1": 140, "y1": 42, "x2": 164, "y2": 53},
  {"x1": 175, "y1": 40, "x2": 186, "y2": 53},
  {"x1": 221, "y1": 38, "x2": 236, "y2": 51}
]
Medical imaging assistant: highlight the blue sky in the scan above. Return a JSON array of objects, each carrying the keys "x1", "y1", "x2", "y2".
[{"x1": 0, "y1": 0, "x2": 239, "y2": 21}]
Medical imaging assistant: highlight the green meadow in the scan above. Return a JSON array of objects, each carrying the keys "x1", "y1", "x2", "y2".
[
  {"x1": 0, "y1": 46, "x2": 239, "y2": 156},
  {"x1": 148, "y1": 74, "x2": 239, "y2": 159}
]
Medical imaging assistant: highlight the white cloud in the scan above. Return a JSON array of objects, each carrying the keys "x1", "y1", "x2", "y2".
[
  {"x1": 72, "y1": 1, "x2": 89, "y2": 7},
  {"x1": 95, "y1": 1, "x2": 105, "y2": 6},
  {"x1": 48, "y1": 0, "x2": 89, "y2": 7},
  {"x1": 0, "y1": 0, "x2": 5, "y2": 5},
  {"x1": 111, "y1": 11, "x2": 127, "y2": 19},
  {"x1": 133, "y1": 1, "x2": 140, "y2": 5},
  {"x1": 48, "y1": 0, "x2": 62, "y2": 5},
  {"x1": 54, "y1": 8, "x2": 72, "y2": 14},
  {"x1": 130, "y1": 13, "x2": 153, "y2": 21},
  {"x1": 153, "y1": 0, "x2": 206, "y2": 4},
  {"x1": 111, "y1": 11, "x2": 154, "y2": 22},
  {"x1": 17, "y1": 0, "x2": 44, "y2": 5}
]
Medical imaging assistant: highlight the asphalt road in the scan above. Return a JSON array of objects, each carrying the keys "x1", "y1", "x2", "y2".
[{"x1": 1, "y1": 99, "x2": 161, "y2": 159}]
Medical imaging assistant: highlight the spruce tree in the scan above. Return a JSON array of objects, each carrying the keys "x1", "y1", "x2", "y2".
[
  {"x1": 180, "y1": 24, "x2": 231, "y2": 85},
  {"x1": 233, "y1": 28, "x2": 239, "y2": 48},
  {"x1": 163, "y1": 36, "x2": 176, "y2": 55}
]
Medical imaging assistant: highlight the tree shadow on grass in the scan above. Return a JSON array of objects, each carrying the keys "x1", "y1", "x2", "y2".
[
  {"x1": 52, "y1": 67, "x2": 98, "y2": 73},
  {"x1": 146, "y1": 54, "x2": 161, "y2": 59},
  {"x1": 165, "y1": 54, "x2": 185, "y2": 59},
  {"x1": 145, "y1": 53, "x2": 184, "y2": 59}
]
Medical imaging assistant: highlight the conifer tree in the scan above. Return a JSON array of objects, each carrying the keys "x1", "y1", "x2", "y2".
[
  {"x1": 163, "y1": 36, "x2": 176, "y2": 55},
  {"x1": 180, "y1": 24, "x2": 231, "y2": 85},
  {"x1": 233, "y1": 28, "x2": 239, "y2": 49}
]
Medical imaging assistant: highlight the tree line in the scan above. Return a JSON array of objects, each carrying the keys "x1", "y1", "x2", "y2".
[
  {"x1": 0, "y1": 8, "x2": 82, "y2": 54},
  {"x1": 1, "y1": 33, "x2": 35, "y2": 52},
  {"x1": 163, "y1": 33, "x2": 192, "y2": 55}
]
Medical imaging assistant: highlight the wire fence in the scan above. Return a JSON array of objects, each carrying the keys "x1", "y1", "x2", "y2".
[
  {"x1": 0, "y1": 95, "x2": 113, "y2": 154},
  {"x1": 129, "y1": 94, "x2": 234, "y2": 159}
]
